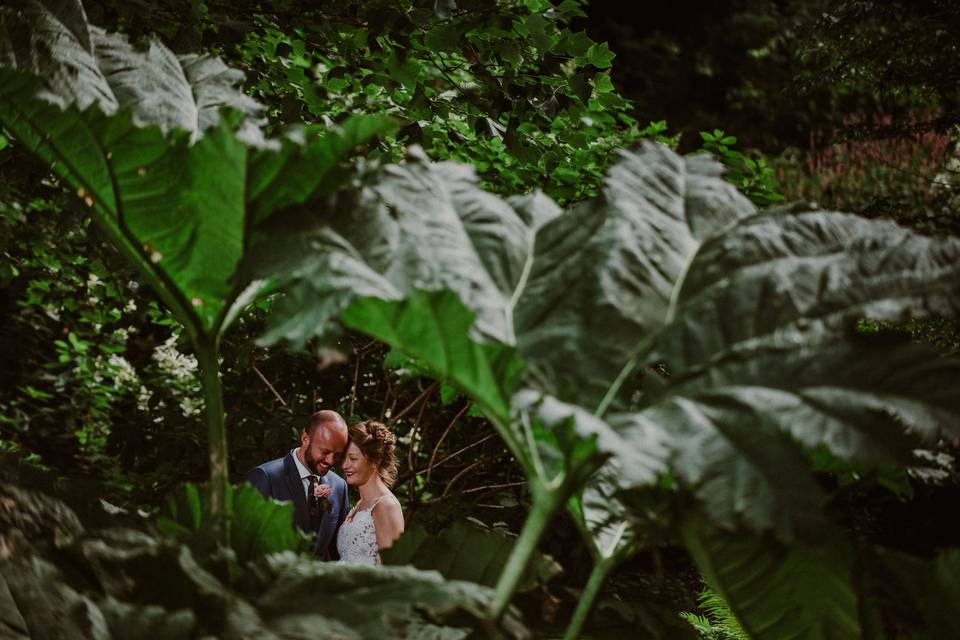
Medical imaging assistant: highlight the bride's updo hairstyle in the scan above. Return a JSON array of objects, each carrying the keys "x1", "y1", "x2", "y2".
[{"x1": 348, "y1": 420, "x2": 398, "y2": 487}]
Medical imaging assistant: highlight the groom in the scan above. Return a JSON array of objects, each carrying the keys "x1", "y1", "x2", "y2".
[{"x1": 246, "y1": 410, "x2": 350, "y2": 559}]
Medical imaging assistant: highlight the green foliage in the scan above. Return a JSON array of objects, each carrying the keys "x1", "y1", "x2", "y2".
[
  {"x1": 342, "y1": 291, "x2": 524, "y2": 427},
  {"x1": 698, "y1": 129, "x2": 784, "y2": 208},
  {"x1": 231, "y1": 0, "x2": 653, "y2": 203},
  {"x1": 798, "y1": 1, "x2": 960, "y2": 111},
  {"x1": 0, "y1": 185, "x2": 194, "y2": 486},
  {"x1": 1, "y1": 481, "x2": 524, "y2": 640},
  {"x1": 157, "y1": 482, "x2": 313, "y2": 565},
  {"x1": 680, "y1": 582, "x2": 749, "y2": 640},
  {"x1": 0, "y1": 194, "x2": 136, "y2": 461},
  {"x1": 0, "y1": 66, "x2": 391, "y2": 339}
]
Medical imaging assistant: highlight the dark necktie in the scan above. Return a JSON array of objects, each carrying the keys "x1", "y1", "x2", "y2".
[{"x1": 307, "y1": 475, "x2": 321, "y2": 530}]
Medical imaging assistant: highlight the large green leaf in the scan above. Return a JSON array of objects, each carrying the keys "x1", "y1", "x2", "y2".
[
  {"x1": 157, "y1": 483, "x2": 312, "y2": 565},
  {"x1": 0, "y1": 482, "x2": 84, "y2": 548},
  {"x1": 0, "y1": 70, "x2": 393, "y2": 336},
  {"x1": 258, "y1": 143, "x2": 755, "y2": 410},
  {"x1": 622, "y1": 210, "x2": 960, "y2": 536},
  {"x1": 0, "y1": 484, "x2": 91, "y2": 639},
  {"x1": 257, "y1": 143, "x2": 744, "y2": 485},
  {"x1": 97, "y1": 598, "x2": 196, "y2": 640},
  {"x1": 340, "y1": 291, "x2": 664, "y2": 483},
  {"x1": 570, "y1": 465, "x2": 639, "y2": 562},
  {"x1": 681, "y1": 518, "x2": 861, "y2": 640},
  {"x1": 381, "y1": 518, "x2": 561, "y2": 590},
  {"x1": 0, "y1": 530, "x2": 102, "y2": 640},
  {"x1": 0, "y1": 68, "x2": 240, "y2": 331},
  {"x1": 341, "y1": 290, "x2": 522, "y2": 422},
  {"x1": 258, "y1": 139, "x2": 960, "y2": 635},
  {"x1": 0, "y1": 1, "x2": 395, "y2": 338},
  {"x1": 512, "y1": 149, "x2": 755, "y2": 409},
  {"x1": 247, "y1": 552, "x2": 528, "y2": 639},
  {"x1": 0, "y1": 0, "x2": 263, "y2": 141}
]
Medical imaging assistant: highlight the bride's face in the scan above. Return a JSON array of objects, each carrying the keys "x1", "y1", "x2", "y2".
[{"x1": 342, "y1": 442, "x2": 376, "y2": 486}]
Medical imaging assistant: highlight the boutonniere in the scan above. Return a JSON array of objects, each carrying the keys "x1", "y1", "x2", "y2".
[{"x1": 311, "y1": 482, "x2": 332, "y2": 515}]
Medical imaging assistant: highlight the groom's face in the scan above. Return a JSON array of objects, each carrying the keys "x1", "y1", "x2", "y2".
[{"x1": 301, "y1": 422, "x2": 348, "y2": 476}]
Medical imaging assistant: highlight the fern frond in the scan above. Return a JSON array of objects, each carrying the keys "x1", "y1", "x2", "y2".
[{"x1": 697, "y1": 582, "x2": 751, "y2": 640}]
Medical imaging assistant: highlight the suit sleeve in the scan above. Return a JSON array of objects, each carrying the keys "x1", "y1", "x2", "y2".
[
  {"x1": 246, "y1": 467, "x2": 270, "y2": 498},
  {"x1": 328, "y1": 479, "x2": 350, "y2": 561}
]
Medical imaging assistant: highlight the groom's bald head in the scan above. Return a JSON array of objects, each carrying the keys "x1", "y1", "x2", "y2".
[{"x1": 305, "y1": 409, "x2": 348, "y2": 438}]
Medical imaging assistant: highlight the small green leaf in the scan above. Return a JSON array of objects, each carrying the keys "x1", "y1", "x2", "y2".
[
  {"x1": 523, "y1": 13, "x2": 552, "y2": 51},
  {"x1": 556, "y1": 0, "x2": 588, "y2": 18},
  {"x1": 585, "y1": 42, "x2": 615, "y2": 69},
  {"x1": 559, "y1": 29, "x2": 593, "y2": 57},
  {"x1": 424, "y1": 24, "x2": 461, "y2": 51},
  {"x1": 389, "y1": 58, "x2": 422, "y2": 89},
  {"x1": 592, "y1": 72, "x2": 614, "y2": 94}
]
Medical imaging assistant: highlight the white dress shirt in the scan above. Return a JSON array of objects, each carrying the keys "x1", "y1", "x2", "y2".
[{"x1": 291, "y1": 447, "x2": 317, "y2": 500}]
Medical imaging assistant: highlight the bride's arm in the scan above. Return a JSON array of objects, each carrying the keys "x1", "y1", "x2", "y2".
[{"x1": 373, "y1": 499, "x2": 405, "y2": 550}]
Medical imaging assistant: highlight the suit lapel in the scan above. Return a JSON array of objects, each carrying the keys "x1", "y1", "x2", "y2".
[{"x1": 283, "y1": 452, "x2": 310, "y2": 532}]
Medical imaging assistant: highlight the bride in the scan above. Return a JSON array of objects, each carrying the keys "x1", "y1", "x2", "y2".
[{"x1": 336, "y1": 420, "x2": 404, "y2": 564}]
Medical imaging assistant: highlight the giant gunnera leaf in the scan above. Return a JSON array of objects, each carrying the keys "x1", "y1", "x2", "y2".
[
  {"x1": 257, "y1": 140, "x2": 960, "y2": 639},
  {"x1": 0, "y1": 0, "x2": 394, "y2": 340},
  {"x1": 247, "y1": 553, "x2": 528, "y2": 640},
  {"x1": 381, "y1": 517, "x2": 561, "y2": 590}
]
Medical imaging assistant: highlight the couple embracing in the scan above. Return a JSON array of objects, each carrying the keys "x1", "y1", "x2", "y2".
[{"x1": 246, "y1": 410, "x2": 404, "y2": 564}]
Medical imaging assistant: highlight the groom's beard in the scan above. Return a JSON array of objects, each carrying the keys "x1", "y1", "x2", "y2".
[{"x1": 303, "y1": 445, "x2": 331, "y2": 476}]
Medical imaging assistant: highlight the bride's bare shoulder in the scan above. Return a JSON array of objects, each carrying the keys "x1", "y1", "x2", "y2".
[{"x1": 373, "y1": 492, "x2": 405, "y2": 548}]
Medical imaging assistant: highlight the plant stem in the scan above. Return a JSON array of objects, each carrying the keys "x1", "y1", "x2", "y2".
[
  {"x1": 562, "y1": 556, "x2": 616, "y2": 640},
  {"x1": 490, "y1": 481, "x2": 566, "y2": 620},
  {"x1": 195, "y1": 336, "x2": 229, "y2": 546}
]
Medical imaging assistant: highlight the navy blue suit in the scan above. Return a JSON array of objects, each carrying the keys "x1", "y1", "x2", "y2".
[{"x1": 245, "y1": 451, "x2": 349, "y2": 560}]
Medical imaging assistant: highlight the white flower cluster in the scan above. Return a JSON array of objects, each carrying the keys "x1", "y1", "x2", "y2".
[
  {"x1": 179, "y1": 396, "x2": 204, "y2": 418},
  {"x1": 152, "y1": 335, "x2": 198, "y2": 382},
  {"x1": 136, "y1": 385, "x2": 152, "y2": 412},
  {"x1": 151, "y1": 335, "x2": 203, "y2": 418},
  {"x1": 106, "y1": 354, "x2": 138, "y2": 388}
]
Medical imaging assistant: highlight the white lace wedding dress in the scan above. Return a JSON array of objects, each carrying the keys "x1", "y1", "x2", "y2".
[{"x1": 336, "y1": 496, "x2": 386, "y2": 565}]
